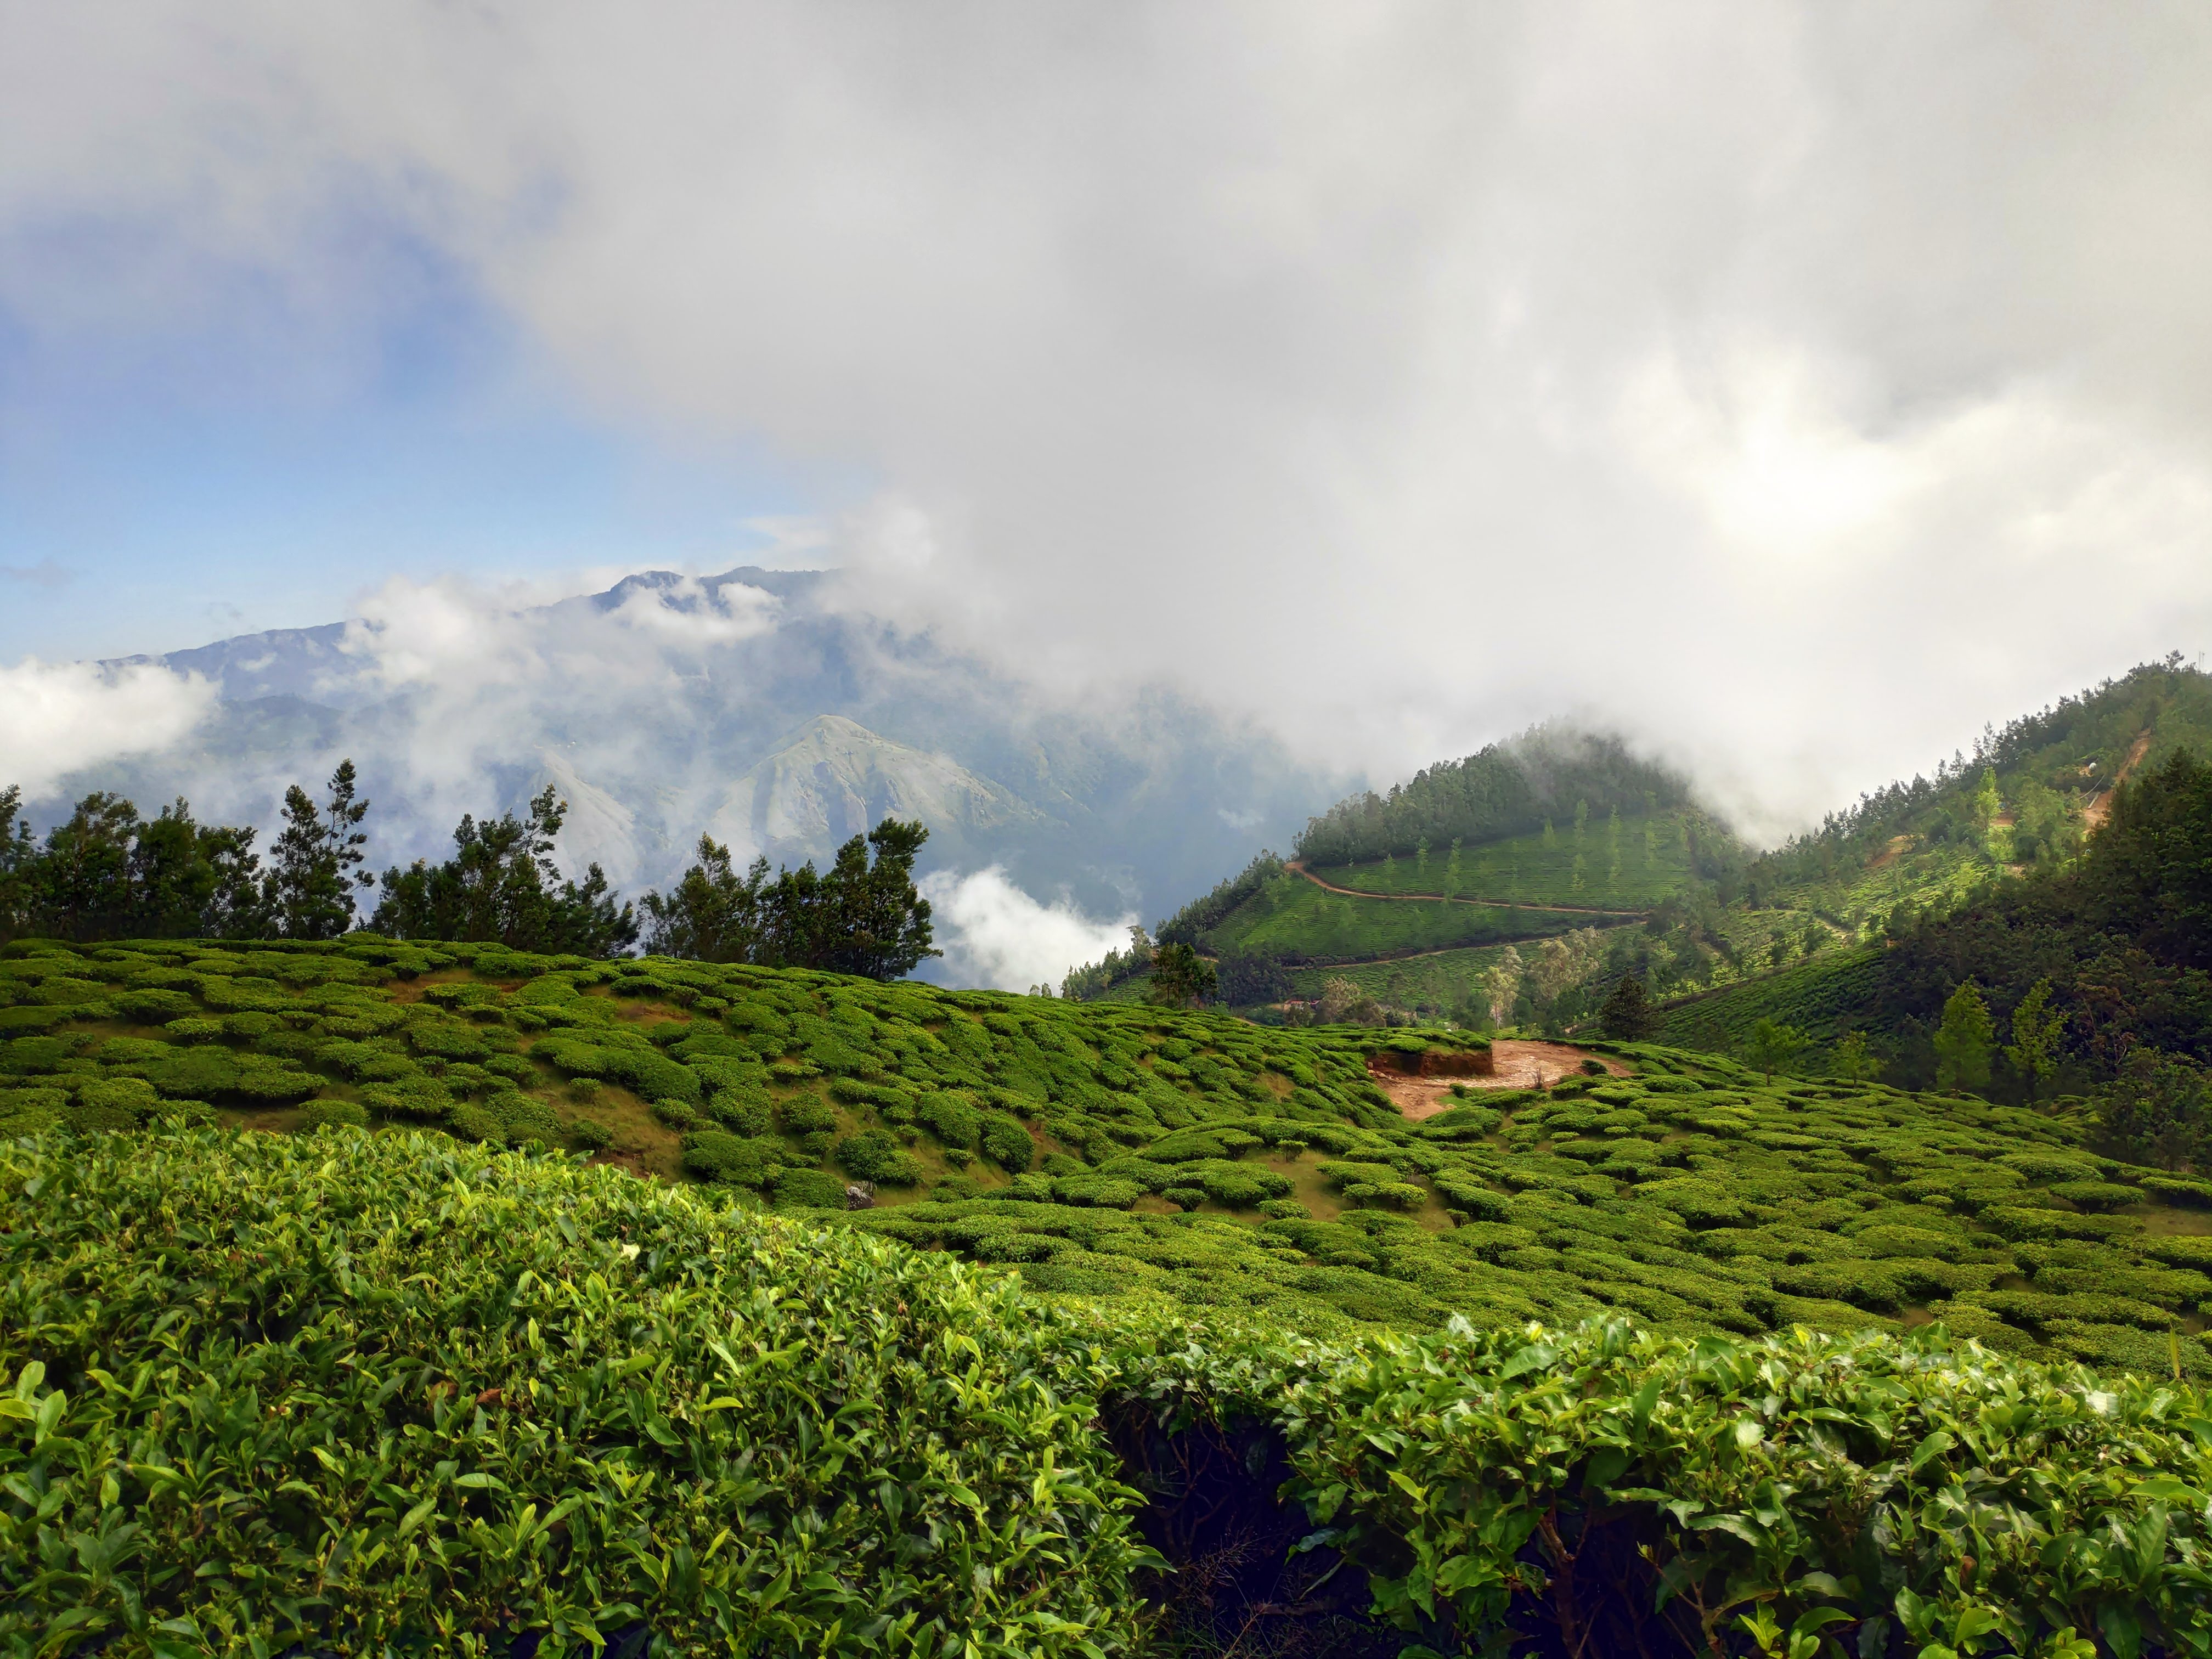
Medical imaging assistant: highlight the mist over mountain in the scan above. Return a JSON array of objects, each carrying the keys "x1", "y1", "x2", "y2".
[{"x1": 31, "y1": 566, "x2": 1344, "y2": 988}]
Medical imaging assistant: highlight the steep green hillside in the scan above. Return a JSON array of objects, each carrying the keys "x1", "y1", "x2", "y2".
[
  {"x1": 1309, "y1": 806, "x2": 1704, "y2": 909},
  {"x1": 1196, "y1": 868, "x2": 1594, "y2": 962},
  {"x1": 13, "y1": 935, "x2": 2212, "y2": 1377},
  {"x1": 1645, "y1": 675, "x2": 2212, "y2": 1096}
]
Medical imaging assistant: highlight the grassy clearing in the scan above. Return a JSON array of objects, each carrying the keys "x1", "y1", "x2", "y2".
[{"x1": 1310, "y1": 809, "x2": 1699, "y2": 909}]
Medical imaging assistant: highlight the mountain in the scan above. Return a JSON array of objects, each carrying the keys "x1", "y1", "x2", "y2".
[
  {"x1": 703, "y1": 714, "x2": 1045, "y2": 866},
  {"x1": 38, "y1": 567, "x2": 1344, "y2": 975}
]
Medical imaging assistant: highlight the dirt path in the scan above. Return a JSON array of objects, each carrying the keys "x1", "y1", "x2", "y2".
[
  {"x1": 2084, "y1": 729, "x2": 2154, "y2": 832},
  {"x1": 1370, "y1": 1039, "x2": 1629, "y2": 1120},
  {"x1": 1286, "y1": 860, "x2": 1649, "y2": 919}
]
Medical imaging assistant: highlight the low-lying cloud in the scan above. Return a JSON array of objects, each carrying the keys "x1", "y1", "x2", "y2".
[
  {"x1": 0, "y1": 658, "x2": 216, "y2": 799},
  {"x1": 919, "y1": 867, "x2": 1137, "y2": 994}
]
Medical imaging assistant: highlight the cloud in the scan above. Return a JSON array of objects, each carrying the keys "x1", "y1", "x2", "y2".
[
  {"x1": 919, "y1": 867, "x2": 1137, "y2": 992},
  {"x1": 5, "y1": 3, "x2": 2212, "y2": 836},
  {"x1": 1, "y1": 561, "x2": 73, "y2": 589},
  {"x1": 0, "y1": 658, "x2": 216, "y2": 798}
]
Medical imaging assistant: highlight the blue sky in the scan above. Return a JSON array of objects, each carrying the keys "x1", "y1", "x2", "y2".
[{"x1": 0, "y1": 227, "x2": 820, "y2": 662}]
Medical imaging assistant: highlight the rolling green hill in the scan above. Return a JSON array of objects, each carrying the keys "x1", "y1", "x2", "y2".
[{"x1": 12, "y1": 934, "x2": 2212, "y2": 1379}]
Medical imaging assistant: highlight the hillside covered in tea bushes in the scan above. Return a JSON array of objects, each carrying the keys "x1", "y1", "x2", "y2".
[
  {"x1": 10, "y1": 934, "x2": 2212, "y2": 1376},
  {"x1": 9, "y1": 1125, "x2": 2212, "y2": 1657}
]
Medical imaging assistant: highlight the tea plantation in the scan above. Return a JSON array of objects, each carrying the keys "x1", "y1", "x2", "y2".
[{"x1": 14, "y1": 935, "x2": 2212, "y2": 1652}]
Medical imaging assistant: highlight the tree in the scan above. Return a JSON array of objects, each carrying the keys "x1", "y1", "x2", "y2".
[
  {"x1": 1934, "y1": 979, "x2": 1995, "y2": 1093},
  {"x1": 270, "y1": 760, "x2": 371, "y2": 939},
  {"x1": 816, "y1": 818, "x2": 939, "y2": 980},
  {"x1": 1971, "y1": 766, "x2": 2001, "y2": 836},
  {"x1": 0, "y1": 788, "x2": 269, "y2": 943},
  {"x1": 2004, "y1": 978, "x2": 2064, "y2": 1099},
  {"x1": 640, "y1": 816, "x2": 938, "y2": 980},
  {"x1": 1217, "y1": 947, "x2": 1292, "y2": 1007},
  {"x1": 1831, "y1": 1030, "x2": 1876, "y2": 1082},
  {"x1": 373, "y1": 787, "x2": 637, "y2": 957},
  {"x1": 1147, "y1": 942, "x2": 1217, "y2": 1009},
  {"x1": 1745, "y1": 1017, "x2": 1807, "y2": 1083},
  {"x1": 1596, "y1": 974, "x2": 1655, "y2": 1040},
  {"x1": 640, "y1": 836, "x2": 770, "y2": 962},
  {"x1": 2094, "y1": 1048, "x2": 2209, "y2": 1171}
]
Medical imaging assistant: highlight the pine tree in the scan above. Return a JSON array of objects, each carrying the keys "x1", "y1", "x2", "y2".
[{"x1": 270, "y1": 760, "x2": 371, "y2": 940}]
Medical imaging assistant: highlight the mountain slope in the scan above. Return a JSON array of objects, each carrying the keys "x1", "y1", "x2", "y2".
[{"x1": 41, "y1": 567, "x2": 1343, "y2": 951}]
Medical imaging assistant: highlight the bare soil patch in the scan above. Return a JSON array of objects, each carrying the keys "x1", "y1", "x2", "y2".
[{"x1": 1370, "y1": 1039, "x2": 1627, "y2": 1120}]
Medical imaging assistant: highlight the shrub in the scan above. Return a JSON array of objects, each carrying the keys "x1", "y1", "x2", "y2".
[
  {"x1": 650, "y1": 1098, "x2": 701, "y2": 1131},
  {"x1": 983, "y1": 1111, "x2": 1035, "y2": 1172},
  {"x1": 0, "y1": 1129, "x2": 1149, "y2": 1655},
  {"x1": 835, "y1": 1129, "x2": 922, "y2": 1187},
  {"x1": 771, "y1": 1166, "x2": 850, "y2": 1209},
  {"x1": 569, "y1": 1116, "x2": 613, "y2": 1150},
  {"x1": 299, "y1": 1098, "x2": 370, "y2": 1131},
  {"x1": 777, "y1": 1096, "x2": 839, "y2": 1137},
  {"x1": 444, "y1": 1102, "x2": 503, "y2": 1143},
  {"x1": 1164, "y1": 1186, "x2": 1207, "y2": 1211}
]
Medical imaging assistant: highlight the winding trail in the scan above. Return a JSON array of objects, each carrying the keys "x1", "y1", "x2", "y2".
[{"x1": 1285, "y1": 860, "x2": 1650, "y2": 919}]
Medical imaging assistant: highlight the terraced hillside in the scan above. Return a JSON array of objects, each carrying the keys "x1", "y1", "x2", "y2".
[
  {"x1": 10, "y1": 934, "x2": 2212, "y2": 1376},
  {"x1": 1306, "y1": 807, "x2": 1702, "y2": 909}
]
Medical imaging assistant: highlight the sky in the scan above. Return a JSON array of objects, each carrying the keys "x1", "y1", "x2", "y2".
[{"x1": 5, "y1": 1, "x2": 2212, "y2": 860}]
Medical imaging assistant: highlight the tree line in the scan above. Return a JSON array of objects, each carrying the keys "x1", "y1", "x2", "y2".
[
  {"x1": 0, "y1": 766, "x2": 938, "y2": 979},
  {"x1": 1290, "y1": 723, "x2": 1695, "y2": 869}
]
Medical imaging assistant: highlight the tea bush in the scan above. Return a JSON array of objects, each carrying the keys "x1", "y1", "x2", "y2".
[
  {"x1": 10, "y1": 936, "x2": 2212, "y2": 1373},
  {"x1": 0, "y1": 1129, "x2": 1153, "y2": 1657}
]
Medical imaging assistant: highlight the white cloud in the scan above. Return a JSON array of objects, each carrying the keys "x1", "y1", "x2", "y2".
[
  {"x1": 5, "y1": 3, "x2": 2212, "y2": 839},
  {"x1": 0, "y1": 658, "x2": 216, "y2": 799},
  {"x1": 919, "y1": 867, "x2": 1136, "y2": 993}
]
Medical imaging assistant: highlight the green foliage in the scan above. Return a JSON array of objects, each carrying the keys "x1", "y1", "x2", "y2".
[
  {"x1": 1743, "y1": 1016, "x2": 1807, "y2": 1082},
  {"x1": 372, "y1": 786, "x2": 636, "y2": 958},
  {"x1": 20, "y1": 936, "x2": 2212, "y2": 1374},
  {"x1": 1293, "y1": 723, "x2": 1699, "y2": 867},
  {"x1": 1934, "y1": 979, "x2": 1995, "y2": 1093},
  {"x1": 1146, "y1": 941, "x2": 1217, "y2": 1009},
  {"x1": 639, "y1": 819, "x2": 940, "y2": 979},
  {"x1": 0, "y1": 1129, "x2": 1152, "y2": 1655},
  {"x1": 1115, "y1": 1313, "x2": 2212, "y2": 1656}
]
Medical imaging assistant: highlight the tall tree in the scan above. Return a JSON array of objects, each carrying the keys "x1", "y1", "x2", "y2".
[
  {"x1": 816, "y1": 819, "x2": 939, "y2": 980},
  {"x1": 639, "y1": 836, "x2": 770, "y2": 962},
  {"x1": 1596, "y1": 974, "x2": 1655, "y2": 1040},
  {"x1": 0, "y1": 788, "x2": 270, "y2": 943},
  {"x1": 1147, "y1": 942, "x2": 1218, "y2": 1009},
  {"x1": 2004, "y1": 978, "x2": 2064, "y2": 1099},
  {"x1": 372, "y1": 787, "x2": 636, "y2": 957},
  {"x1": 270, "y1": 760, "x2": 371, "y2": 940},
  {"x1": 1934, "y1": 980, "x2": 1995, "y2": 1094},
  {"x1": 640, "y1": 816, "x2": 939, "y2": 981}
]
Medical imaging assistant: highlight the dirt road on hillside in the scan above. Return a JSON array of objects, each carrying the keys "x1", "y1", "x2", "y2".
[
  {"x1": 1371, "y1": 1039, "x2": 1629, "y2": 1120},
  {"x1": 1286, "y1": 861, "x2": 1648, "y2": 918},
  {"x1": 2084, "y1": 730, "x2": 2154, "y2": 832}
]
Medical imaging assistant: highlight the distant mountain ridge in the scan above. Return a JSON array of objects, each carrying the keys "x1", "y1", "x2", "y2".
[{"x1": 52, "y1": 567, "x2": 1341, "y2": 949}]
